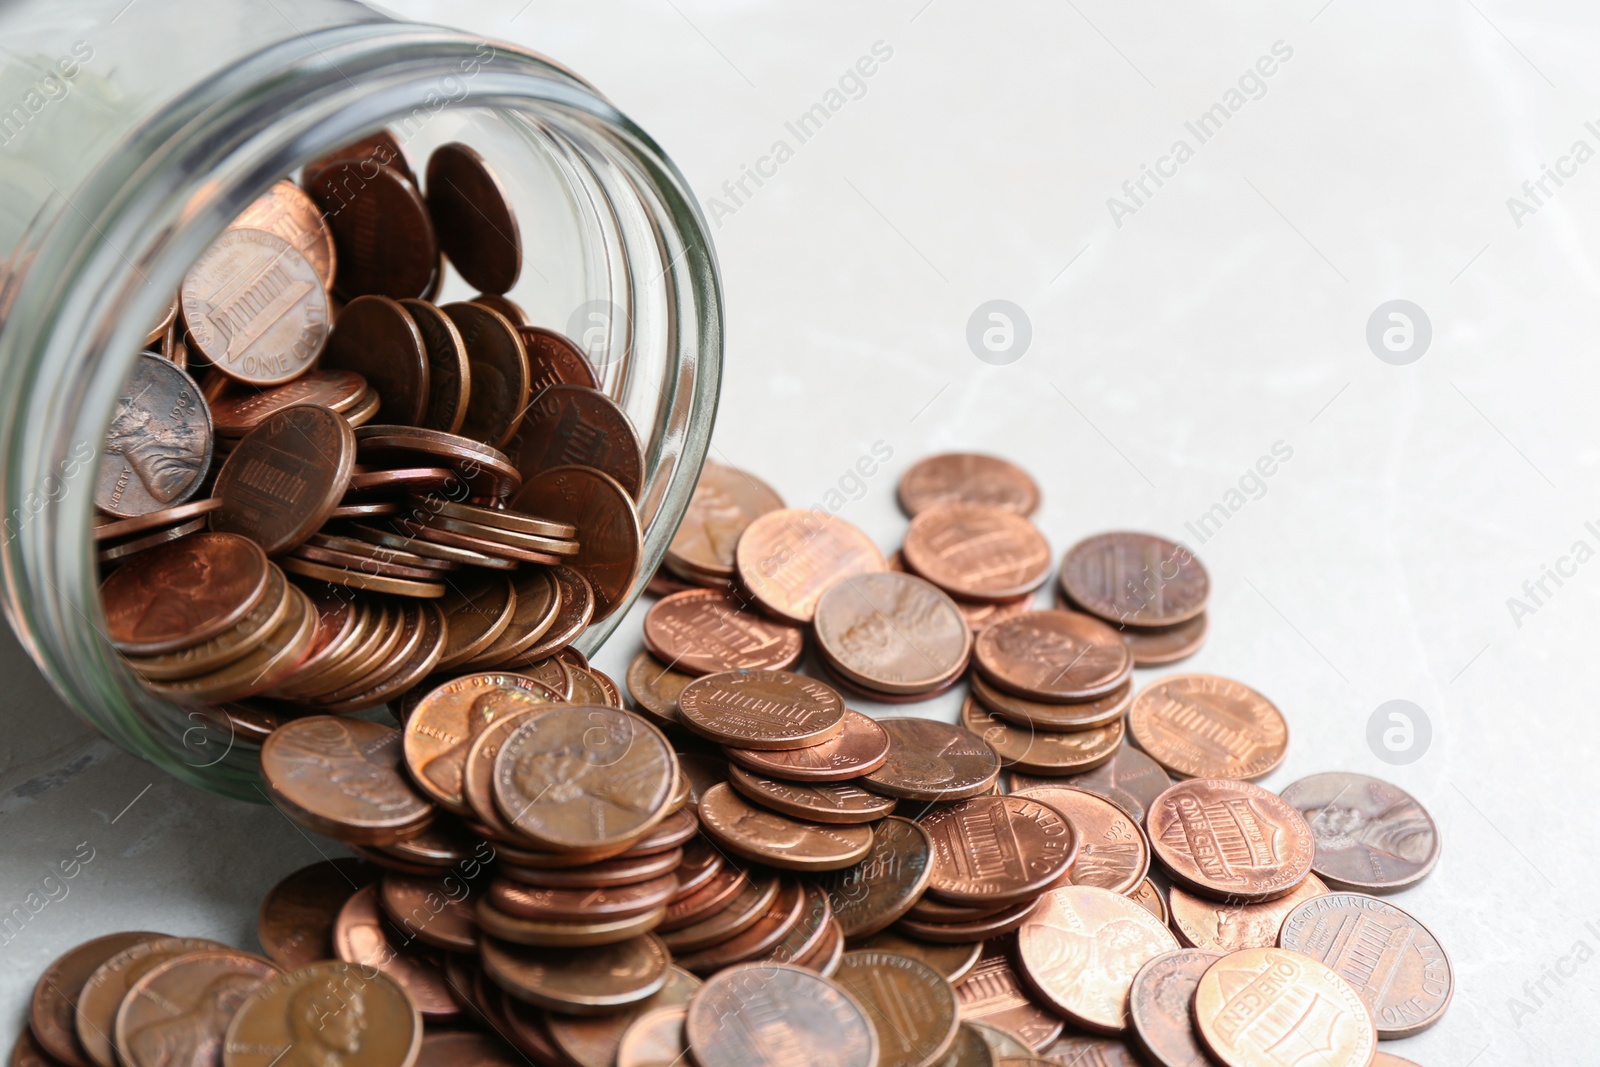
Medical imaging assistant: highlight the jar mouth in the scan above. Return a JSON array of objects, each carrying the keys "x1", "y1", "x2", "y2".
[{"x1": 0, "y1": 23, "x2": 721, "y2": 798}]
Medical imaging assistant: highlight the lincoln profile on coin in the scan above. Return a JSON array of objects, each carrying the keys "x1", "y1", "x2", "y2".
[
  {"x1": 281, "y1": 979, "x2": 369, "y2": 1067},
  {"x1": 124, "y1": 973, "x2": 262, "y2": 1067},
  {"x1": 105, "y1": 393, "x2": 200, "y2": 504}
]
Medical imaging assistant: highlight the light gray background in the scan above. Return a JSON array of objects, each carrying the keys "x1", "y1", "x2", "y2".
[{"x1": 5, "y1": 2, "x2": 1598, "y2": 1063}]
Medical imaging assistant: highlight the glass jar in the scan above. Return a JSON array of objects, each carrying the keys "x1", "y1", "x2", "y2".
[{"x1": 0, "y1": 0, "x2": 722, "y2": 800}]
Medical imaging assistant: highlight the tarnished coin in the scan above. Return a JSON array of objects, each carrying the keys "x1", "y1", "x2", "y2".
[
  {"x1": 676, "y1": 669, "x2": 847, "y2": 750},
  {"x1": 960, "y1": 697, "x2": 1124, "y2": 775},
  {"x1": 616, "y1": 1007, "x2": 688, "y2": 1067},
  {"x1": 1128, "y1": 675, "x2": 1289, "y2": 780},
  {"x1": 101, "y1": 532, "x2": 270, "y2": 655},
  {"x1": 222, "y1": 960, "x2": 421, "y2": 1067},
  {"x1": 898, "y1": 900, "x2": 1041, "y2": 946},
  {"x1": 902, "y1": 504, "x2": 1052, "y2": 603},
  {"x1": 1052, "y1": 744, "x2": 1171, "y2": 825},
  {"x1": 426, "y1": 142, "x2": 521, "y2": 294},
  {"x1": 971, "y1": 673, "x2": 1131, "y2": 733},
  {"x1": 547, "y1": 968, "x2": 701, "y2": 1067},
  {"x1": 835, "y1": 950, "x2": 961, "y2": 1067},
  {"x1": 506, "y1": 384, "x2": 645, "y2": 499},
  {"x1": 30, "y1": 932, "x2": 166, "y2": 1067},
  {"x1": 898, "y1": 454, "x2": 1040, "y2": 517},
  {"x1": 1192, "y1": 948, "x2": 1375, "y2": 1067},
  {"x1": 852, "y1": 934, "x2": 983, "y2": 984},
  {"x1": 666, "y1": 462, "x2": 784, "y2": 580},
  {"x1": 404, "y1": 672, "x2": 557, "y2": 814},
  {"x1": 729, "y1": 766, "x2": 896, "y2": 824},
  {"x1": 686, "y1": 962, "x2": 878, "y2": 1067},
  {"x1": 94, "y1": 498, "x2": 222, "y2": 542},
  {"x1": 1278, "y1": 772, "x2": 1440, "y2": 892},
  {"x1": 864, "y1": 718, "x2": 1001, "y2": 802},
  {"x1": 920, "y1": 796, "x2": 1076, "y2": 907},
  {"x1": 1059, "y1": 532, "x2": 1209, "y2": 628},
  {"x1": 511, "y1": 466, "x2": 640, "y2": 621},
  {"x1": 209, "y1": 371, "x2": 369, "y2": 437},
  {"x1": 257, "y1": 858, "x2": 377, "y2": 969},
  {"x1": 642, "y1": 589, "x2": 804, "y2": 675},
  {"x1": 1277, "y1": 892, "x2": 1453, "y2": 1039},
  {"x1": 182, "y1": 228, "x2": 330, "y2": 384},
  {"x1": 816, "y1": 816, "x2": 933, "y2": 938},
  {"x1": 416, "y1": 1032, "x2": 522, "y2": 1067},
  {"x1": 1146, "y1": 778, "x2": 1315, "y2": 903},
  {"x1": 735, "y1": 509, "x2": 887, "y2": 624},
  {"x1": 211, "y1": 404, "x2": 356, "y2": 554},
  {"x1": 1126, "y1": 948, "x2": 1220, "y2": 1067},
  {"x1": 320, "y1": 295, "x2": 431, "y2": 426},
  {"x1": 230, "y1": 180, "x2": 337, "y2": 289},
  {"x1": 305, "y1": 129, "x2": 412, "y2": 182},
  {"x1": 521, "y1": 326, "x2": 600, "y2": 393},
  {"x1": 354, "y1": 425, "x2": 520, "y2": 499},
  {"x1": 954, "y1": 944, "x2": 1064, "y2": 1051},
  {"x1": 625, "y1": 651, "x2": 695, "y2": 730},
  {"x1": 307, "y1": 160, "x2": 438, "y2": 300},
  {"x1": 1168, "y1": 874, "x2": 1329, "y2": 954},
  {"x1": 260, "y1": 717, "x2": 433, "y2": 844},
  {"x1": 1119, "y1": 613, "x2": 1209, "y2": 667},
  {"x1": 699, "y1": 782, "x2": 875, "y2": 871},
  {"x1": 396, "y1": 299, "x2": 471, "y2": 434},
  {"x1": 97, "y1": 353, "x2": 212, "y2": 517},
  {"x1": 1015, "y1": 885, "x2": 1178, "y2": 1034},
  {"x1": 441, "y1": 301, "x2": 531, "y2": 450},
  {"x1": 77, "y1": 936, "x2": 231, "y2": 1067},
  {"x1": 973, "y1": 611, "x2": 1133, "y2": 703},
  {"x1": 113, "y1": 949, "x2": 279, "y2": 1067},
  {"x1": 813, "y1": 572, "x2": 973, "y2": 694},
  {"x1": 481, "y1": 934, "x2": 670, "y2": 1015}
]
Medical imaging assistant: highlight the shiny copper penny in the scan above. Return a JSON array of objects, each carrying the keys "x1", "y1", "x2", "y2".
[
  {"x1": 675, "y1": 878, "x2": 808, "y2": 975},
  {"x1": 902, "y1": 504, "x2": 1052, "y2": 603},
  {"x1": 960, "y1": 697, "x2": 1124, "y2": 776},
  {"x1": 221, "y1": 960, "x2": 421, "y2": 1067},
  {"x1": 506, "y1": 384, "x2": 645, "y2": 499},
  {"x1": 616, "y1": 1007, "x2": 688, "y2": 1067},
  {"x1": 895, "y1": 900, "x2": 1041, "y2": 945},
  {"x1": 333, "y1": 884, "x2": 460, "y2": 1018},
  {"x1": 724, "y1": 709, "x2": 892, "y2": 781},
  {"x1": 971, "y1": 673, "x2": 1131, "y2": 733},
  {"x1": 94, "y1": 498, "x2": 222, "y2": 542},
  {"x1": 511, "y1": 465, "x2": 640, "y2": 621},
  {"x1": 898, "y1": 454, "x2": 1040, "y2": 517},
  {"x1": 1373, "y1": 1055, "x2": 1424, "y2": 1067},
  {"x1": 404, "y1": 671, "x2": 557, "y2": 814},
  {"x1": 921, "y1": 795, "x2": 1077, "y2": 907},
  {"x1": 1059, "y1": 532, "x2": 1209, "y2": 628},
  {"x1": 834, "y1": 950, "x2": 961, "y2": 1067},
  {"x1": 500, "y1": 848, "x2": 684, "y2": 889},
  {"x1": 1129, "y1": 879, "x2": 1167, "y2": 924},
  {"x1": 625, "y1": 651, "x2": 694, "y2": 730},
  {"x1": 1125, "y1": 948, "x2": 1220, "y2": 1067},
  {"x1": 30, "y1": 932, "x2": 165, "y2": 1067},
  {"x1": 101, "y1": 532, "x2": 269, "y2": 654},
  {"x1": 728, "y1": 766, "x2": 896, "y2": 825},
  {"x1": 1277, "y1": 892, "x2": 1453, "y2": 1039},
  {"x1": 814, "y1": 571, "x2": 973, "y2": 694},
  {"x1": 488, "y1": 874, "x2": 679, "y2": 924},
  {"x1": 481, "y1": 934, "x2": 670, "y2": 1015},
  {"x1": 210, "y1": 371, "x2": 369, "y2": 438},
  {"x1": 476, "y1": 898, "x2": 667, "y2": 948},
  {"x1": 261, "y1": 716, "x2": 433, "y2": 844},
  {"x1": 659, "y1": 867, "x2": 760, "y2": 940},
  {"x1": 1119, "y1": 613, "x2": 1209, "y2": 667},
  {"x1": 425, "y1": 142, "x2": 521, "y2": 294},
  {"x1": 390, "y1": 299, "x2": 470, "y2": 434},
  {"x1": 734, "y1": 508, "x2": 887, "y2": 624},
  {"x1": 675, "y1": 669, "x2": 846, "y2": 750},
  {"x1": 441, "y1": 301, "x2": 530, "y2": 450},
  {"x1": 759, "y1": 883, "x2": 835, "y2": 967},
  {"x1": 1168, "y1": 874, "x2": 1328, "y2": 954},
  {"x1": 320, "y1": 295, "x2": 431, "y2": 425},
  {"x1": 863, "y1": 718, "x2": 1001, "y2": 802},
  {"x1": 813, "y1": 816, "x2": 934, "y2": 938},
  {"x1": 355, "y1": 425, "x2": 521, "y2": 499},
  {"x1": 113, "y1": 949, "x2": 279, "y2": 1067},
  {"x1": 307, "y1": 161, "x2": 438, "y2": 300},
  {"x1": 1050, "y1": 744, "x2": 1172, "y2": 825},
  {"x1": 1008, "y1": 785, "x2": 1149, "y2": 898},
  {"x1": 77, "y1": 937, "x2": 230, "y2": 1067},
  {"x1": 973, "y1": 611, "x2": 1133, "y2": 703},
  {"x1": 954, "y1": 944, "x2": 1063, "y2": 1052},
  {"x1": 212, "y1": 404, "x2": 356, "y2": 554},
  {"x1": 852, "y1": 934, "x2": 982, "y2": 984},
  {"x1": 1146, "y1": 778, "x2": 1314, "y2": 903},
  {"x1": 230, "y1": 179, "x2": 337, "y2": 288},
  {"x1": 544, "y1": 968, "x2": 699, "y2": 1067},
  {"x1": 666, "y1": 462, "x2": 784, "y2": 580},
  {"x1": 1128, "y1": 675, "x2": 1288, "y2": 780},
  {"x1": 97, "y1": 353, "x2": 212, "y2": 517},
  {"x1": 379, "y1": 872, "x2": 482, "y2": 951},
  {"x1": 96, "y1": 516, "x2": 210, "y2": 563},
  {"x1": 466, "y1": 569, "x2": 564, "y2": 668},
  {"x1": 1035, "y1": 1035, "x2": 1143, "y2": 1066},
  {"x1": 686, "y1": 962, "x2": 878, "y2": 1067},
  {"x1": 699, "y1": 782, "x2": 875, "y2": 871},
  {"x1": 642, "y1": 589, "x2": 804, "y2": 676},
  {"x1": 256, "y1": 858, "x2": 377, "y2": 969},
  {"x1": 1278, "y1": 772, "x2": 1441, "y2": 893},
  {"x1": 182, "y1": 228, "x2": 330, "y2": 384},
  {"x1": 126, "y1": 564, "x2": 290, "y2": 680},
  {"x1": 965, "y1": 1022, "x2": 1032, "y2": 1062},
  {"x1": 1192, "y1": 948, "x2": 1376, "y2": 1067},
  {"x1": 434, "y1": 573, "x2": 517, "y2": 671}
]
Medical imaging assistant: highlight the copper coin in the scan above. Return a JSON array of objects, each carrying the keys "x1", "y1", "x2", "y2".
[
  {"x1": 354, "y1": 425, "x2": 521, "y2": 499},
  {"x1": 971, "y1": 673, "x2": 1131, "y2": 733},
  {"x1": 182, "y1": 228, "x2": 330, "y2": 384},
  {"x1": 902, "y1": 504, "x2": 1052, "y2": 603},
  {"x1": 113, "y1": 949, "x2": 279, "y2": 1067},
  {"x1": 221, "y1": 960, "x2": 421, "y2": 1067},
  {"x1": 863, "y1": 718, "x2": 1001, "y2": 802},
  {"x1": 727, "y1": 766, "x2": 896, "y2": 825},
  {"x1": 333, "y1": 884, "x2": 460, "y2": 1018},
  {"x1": 1034, "y1": 1035, "x2": 1142, "y2": 1066},
  {"x1": 1146, "y1": 778, "x2": 1314, "y2": 903},
  {"x1": 1118, "y1": 612, "x2": 1209, "y2": 667},
  {"x1": 954, "y1": 944, "x2": 1063, "y2": 1052},
  {"x1": 476, "y1": 897, "x2": 667, "y2": 948},
  {"x1": 813, "y1": 572, "x2": 973, "y2": 694},
  {"x1": 1059, "y1": 532, "x2": 1209, "y2": 628},
  {"x1": 493, "y1": 705, "x2": 676, "y2": 850},
  {"x1": 11, "y1": 1029, "x2": 60, "y2": 1067},
  {"x1": 973, "y1": 611, "x2": 1133, "y2": 703},
  {"x1": 210, "y1": 371, "x2": 370, "y2": 437},
  {"x1": 499, "y1": 847, "x2": 684, "y2": 888},
  {"x1": 616, "y1": 1007, "x2": 687, "y2": 1067},
  {"x1": 505, "y1": 384, "x2": 645, "y2": 499},
  {"x1": 1128, "y1": 675, "x2": 1288, "y2": 780},
  {"x1": 488, "y1": 873, "x2": 678, "y2": 924},
  {"x1": 415, "y1": 1032, "x2": 521, "y2": 1067},
  {"x1": 342, "y1": 389, "x2": 383, "y2": 427},
  {"x1": 852, "y1": 934, "x2": 982, "y2": 984},
  {"x1": 388, "y1": 299, "x2": 470, "y2": 433},
  {"x1": 724, "y1": 709, "x2": 892, "y2": 782},
  {"x1": 960, "y1": 697, "x2": 1124, "y2": 776},
  {"x1": 30, "y1": 932, "x2": 165, "y2": 1067},
  {"x1": 813, "y1": 655, "x2": 967, "y2": 706},
  {"x1": 305, "y1": 130, "x2": 413, "y2": 183},
  {"x1": 569, "y1": 665, "x2": 624, "y2": 708},
  {"x1": 521, "y1": 326, "x2": 601, "y2": 393},
  {"x1": 834, "y1": 950, "x2": 961, "y2": 1067},
  {"x1": 212, "y1": 404, "x2": 356, "y2": 554},
  {"x1": 1051, "y1": 744, "x2": 1171, "y2": 825},
  {"x1": 426, "y1": 142, "x2": 521, "y2": 294},
  {"x1": 230, "y1": 179, "x2": 337, "y2": 289},
  {"x1": 94, "y1": 498, "x2": 222, "y2": 542},
  {"x1": 1124, "y1": 948, "x2": 1220, "y2": 1067},
  {"x1": 1373, "y1": 1055, "x2": 1424, "y2": 1067},
  {"x1": 1278, "y1": 772, "x2": 1441, "y2": 893},
  {"x1": 685, "y1": 963, "x2": 878, "y2": 1067},
  {"x1": 261, "y1": 716, "x2": 434, "y2": 844},
  {"x1": 1128, "y1": 879, "x2": 1167, "y2": 924},
  {"x1": 77, "y1": 937, "x2": 230, "y2": 1067},
  {"x1": 675, "y1": 878, "x2": 808, "y2": 975},
  {"x1": 511, "y1": 465, "x2": 640, "y2": 621},
  {"x1": 497, "y1": 567, "x2": 592, "y2": 667},
  {"x1": 101, "y1": 532, "x2": 270, "y2": 654},
  {"x1": 419, "y1": 496, "x2": 576, "y2": 539},
  {"x1": 257, "y1": 858, "x2": 376, "y2": 969},
  {"x1": 404, "y1": 671, "x2": 557, "y2": 814},
  {"x1": 734, "y1": 508, "x2": 887, "y2": 624},
  {"x1": 466, "y1": 569, "x2": 564, "y2": 667},
  {"x1": 964, "y1": 1022, "x2": 1032, "y2": 1062},
  {"x1": 320, "y1": 295, "x2": 431, "y2": 425},
  {"x1": 307, "y1": 161, "x2": 438, "y2": 300},
  {"x1": 666, "y1": 462, "x2": 784, "y2": 580},
  {"x1": 906, "y1": 897, "x2": 1012, "y2": 924},
  {"x1": 671, "y1": 836, "x2": 723, "y2": 898},
  {"x1": 1277, "y1": 892, "x2": 1453, "y2": 1039},
  {"x1": 955, "y1": 595, "x2": 1037, "y2": 637},
  {"x1": 1192, "y1": 948, "x2": 1376, "y2": 1067},
  {"x1": 315, "y1": 601, "x2": 448, "y2": 712},
  {"x1": 97, "y1": 353, "x2": 212, "y2": 517},
  {"x1": 1008, "y1": 785, "x2": 1150, "y2": 898},
  {"x1": 460, "y1": 703, "x2": 562, "y2": 850},
  {"x1": 625, "y1": 651, "x2": 694, "y2": 730},
  {"x1": 921, "y1": 795, "x2": 1077, "y2": 907},
  {"x1": 481, "y1": 934, "x2": 670, "y2": 1015},
  {"x1": 760, "y1": 883, "x2": 836, "y2": 966},
  {"x1": 1168, "y1": 874, "x2": 1328, "y2": 954},
  {"x1": 379, "y1": 872, "x2": 482, "y2": 951},
  {"x1": 126, "y1": 565, "x2": 290, "y2": 680},
  {"x1": 440, "y1": 302, "x2": 530, "y2": 450},
  {"x1": 659, "y1": 866, "x2": 753, "y2": 936},
  {"x1": 699, "y1": 782, "x2": 875, "y2": 871},
  {"x1": 676, "y1": 669, "x2": 846, "y2": 750},
  {"x1": 96, "y1": 516, "x2": 210, "y2": 563},
  {"x1": 641, "y1": 589, "x2": 804, "y2": 675},
  {"x1": 291, "y1": 541, "x2": 444, "y2": 580},
  {"x1": 433, "y1": 573, "x2": 517, "y2": 670},
  {"x1": 895, "y1": 899, "x2": 1042, "y2": 945},
  {"x1": 548, "y1": 968, "x2": 699, "y2": 1067},
  {"x1": 815, "y1": 816, "x2": 934, "y2": 938},
  {"x1": 898, "y1": 454, "x2": 1040, "y2": 517}
]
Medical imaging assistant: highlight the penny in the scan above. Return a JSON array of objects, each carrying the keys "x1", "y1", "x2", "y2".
[
  {"x1": 476, "y1": 897, "x2": 667, "y2": 947},
  {"x1": 331, "y1": 884, "x2": 461, "y2": 1018},
  {"x1": 1146, "y1": 778, "x2": 1315, "y2": 903},
  {"x1": 686, "y1": 963, "x2": 878, "y2": 1067},
  {"x1": 813, "y1": 572, "x2": 973, "y2": 694},
  {"x1": 676, "y1": 669, "x2": 847, "y2": 750},
  {"x1": 1278, "y1": 772, "x2": 1441, "y2": 893},
  {"x1": 386, "y1": 300, "x2": 471, "y2": 434},
  {"x1": 93, "y1": 498, "x2": 222, "y2": 542},
  {"x1": 735, "y1": 508, "x2": 887, "y2": 624},
  {"x1": 624, "y1": 651, "x2": 695, "y2": 730},
  {"x1": 182, "y1": 228, "x2": 330, "y2": 384},
  {"x1": 404, "y1": 671, "x2": 557, "y2": 814},
  {"x1": 378, "y1": 873, "x2": 482, "y2": 951},
  {"x1": 418, "y1": 497, "x2": 577, "y2": 539},
  {"x1": 675, "y1": 878, "x2": 808, "y2": 975},
  {"x1": 1277, "y1": 892, "x2": 1453, "y2": 1039},
  {"x1": 269, "y1": 593, "x2": 368, "y2": 695},
  {"x1": 260, "y1": 717, "x2": 433, "y2": 844},
  {"x1": 282, "y1": 553, "x2": 446, "y2": 598},
  {"x1": 97, "y1": 516, "x2": 211, "y2": 563},
  {"x1": 209, "y1": 371, "x2": 370, "y2": 436},
  {"x1": 809, "y1": 816, "x2": 933, "y2": 938},
  {"x1": 616, "y1": 1007, "x2": 688, "y2": 1067},
  {"x1": 230, "y1": 179, "x2": 337, "y2": 288},
  {"x1": 76, "y1": 936, "x2": 230, "y2": 1067},
  {"x1": 973, "y1": 611, "x2": 1133, "y2": 703},
  {"x1": 1129, "y1": 879, "x2": 1167, "y2": 923},
  {"x1": 1192, "y1": 948, "x2": 1375, "y2": 1067},
  {"x1": 97, "y1": 353, "x2": 212, "y2": 517},
  {"x1": 852, "y1": 934, "x2": 983, "y2": 984},
  {"x1": 11, "y1": 1030, "x2": 59, "y2": 1067},
  {"x1": 30, "y1": 932, "x2": 165, "y2": 1067},
  {"x1": 960, "y1": 696, "x2": 1124, "y2": 775},
  {"x1": 320, "y1": 295, "x2": 431, "y2": 425},
  {"x1": 920, "y1": 795, "x2": 1076, "y2": 908},
  {"x1": 354, "y1": 425, "x2": 521, "y2": 499},
  {"x1": 511, "y1": 466, "x2": 641, "y2": 621},
  {"x1": 569, "y1": 665, "x2": 623, "y2": 708},
  {"x1": 150, "y1": 585, "x2": 320, "y2": 704},
  {"x1": 488, "y1": 873, "x2": 679, "y2": 924},
  {"x1": 499, "y1": 848, "x2": 684, "y2": 889},
  {"x1": 493, "y1": 705, "x2": 676, "y2": 850},
  {"x1": 971, "y1": 673, "x2": 1130, "y2": 733},
  {"x1": 660, "y1": 869, "x2": 763, "y2": 943},
  {"x1": 415, "y1": 1032, "x2": 521, "y2": 1067},
  {"x1": 1128, "y1": 675, "x2": 1289, "y2": 780},
  {"x1": 666, "y1": 462, "x2": 784, "y2": 580},
  {"x1": 441, "y1": 302, "x2": 530, "y2": 449},
  {"x1": 306, "y1": 129, "x2": 413, "y2": 182},
  {"x1": 1059, "y1": 532, "x2": 1209, "y2": 628},
  {"x1": 521, "y1": 325, "x2": 601, "y2": 393},
  {"x1": 466, "y1": 569, "x2": 564, "y2": 667},
  {"x1": 725, "y1": 710, "x2": 892, "y2": 783},
  {"x1": 902, "y1": 504, "x2": 1052, "y2": 603},
  {"x1": 1124, "y1": 948, "x2": 1220, "y2": 1067},
  {"x1": 1014, "y1": 783, "x2": 1151, "y2": 896},
  {"x1": 898, "y1": 454, "x2": 1040, "y2": 517},
  {"x1": 481, "y1": 934, "x2": 670, "y2": 1015},
  {"x1": 641, "y1": 589, "x2": 805, "y2": 675},
  {"x1": 863, "y1": 718, "x2": 1001, "y2": 802},
  {"x1": 1119, "y1": 613, "x2": 1209, "y2": 667},
  {"x1": 965, "y1": 1022, "x2": 1032, "y2": 1062},
  {"x1": 506, "y1": 384, "x2": 645, "y2": 499},
  {"x1": 1373, "y1": 1056, "x2": 1424, "y2": 1067},
  {"x1": 126, "y1": 565, "x2": 290, "y2": 680},
  {"x1": 954, "y1": 595, "x2": 1037, "y2": 637},
  {"x1": 907, "y1": 897, "x2": 1012, "y2": 924},
  {"x1": 113, "y1": 949, "x2": 278, "y2": 1067},
  {"x1": 342, "y1": 389, "x2": 383, "y2": 427},
  {"x1": 727, "y1": 766, "x2": 896, "y2": 825},
  {"x1": 101, "y1": 532, "x2": 270, "y2": 654},
  {"x1": 315, "y1": 602, "x2": 448, "y2": 713},
  {"x1": 211, "y1": 404, "x2": 356, "y2": 554},
  {"x1": 670, "y1": 838, "x2": 723, "y2": 900},
  {"x1": 307, "y1": 160, "x2": 438, "y2": 299},
  {"x1": 433, "y1": 574, "x2": 517, "y2": 670},
  {"x1": 1168, "y1": 874, "x2": 1329, "y2": 954},
  {"x1": 954, "y1": 945, "x2": 1063, "y2": 1052},
  {"x1": 221, "y1": 960, "x2": 421, "y2": 1067},
  {"x1": 699, "y1": 782, "x2": 875, "y2": 871},
  {"x1": 1034, "y1": 1036, "x2": 1143, "y2": 1067},
  {"x1": 422, "y1": 142, "x2": 521, "y2": 293},
  {"x1": 757, "y1": 882, "x2": 835, "y2": 965},
  {"x1": 291, "y1": 540, "x2": 444, "y2": 580},
  {"x1": 895, "y1": 900, "x2": 1041, "y2": 944},
  {"x1": 1050, "y1": 744, "x2": 1171, "y2": 825},
  {"x1": 834, "y1": 950, "x2": 961, "y2": 1067},
  {"x1": 257, "y1": 858, "x2": 377, "y2": 969}
]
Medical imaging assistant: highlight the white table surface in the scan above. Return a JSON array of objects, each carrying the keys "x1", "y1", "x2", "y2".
[{"x1": 7, "y1": 2, "x2": 1600, "y2": 1063}]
